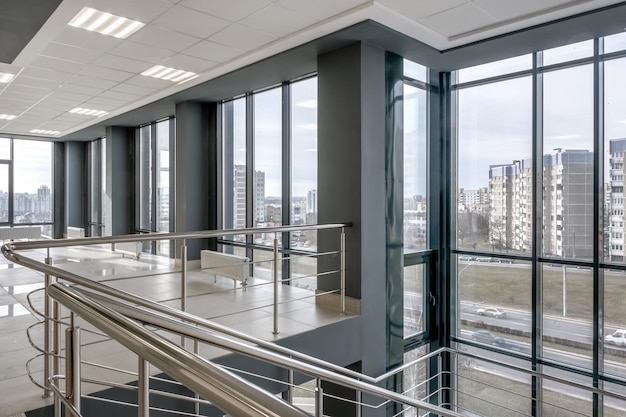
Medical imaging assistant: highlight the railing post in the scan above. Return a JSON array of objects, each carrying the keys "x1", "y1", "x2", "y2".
[
  {"x1": 138, "y1": 357, "x2": 149, "y2": 417},
  {"x1": 181, "y1": 239, "x2": 187, "y2": 312},
  {"x1": 356, "y1": 390, "x2": 362, "y2": 417},
  {"x1": 340, "y1": 227, "x2": 346, "y2": 315},
  {"x1": 316, "y1": 378, "x2": 324, "y2": 417},
  {"x1": 54, "y1": 285, "x2": 61, "y2": 417},
  {"x1": 287, "y1": 369, "x2": 294, "y2": 403},
  {"x1": 438, "y1": 353, "x2": 443, "y2": 407},
  {"x1": 273, "y1": 232, "x2": 279, "y2": 335},
  {"x1": 65, "y1": 326, "x2": 81, "y2": 413},
  {"x1": 43, "y1": 250, "x2": 52, "y2": 398}
]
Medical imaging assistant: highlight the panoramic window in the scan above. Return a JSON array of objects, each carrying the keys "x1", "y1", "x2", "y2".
[
  {"x1": 452, "y1": 32, "x2": 626, "y2": 416},
  {"x1": 13, "y1": 140, "x2": 53, "y2": 229}
]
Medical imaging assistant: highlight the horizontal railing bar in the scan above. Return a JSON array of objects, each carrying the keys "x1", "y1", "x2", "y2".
[
  {"x1": 73, "y1": 285, "x2": 465, "y2": 417},
  {"x1": 373, "y1": 347, "x2": 447, "y2": 382},
  {"x1": 48, "y1": 283, "x2": 311, "y2": 417},
  {"x1": 5, "y1": 223, "x2": 351, "y2": 251}
]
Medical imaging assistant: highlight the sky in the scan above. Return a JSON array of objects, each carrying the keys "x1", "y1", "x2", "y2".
[{"x1": 457, "y1": 41, "x2": 626, "y2": 190}]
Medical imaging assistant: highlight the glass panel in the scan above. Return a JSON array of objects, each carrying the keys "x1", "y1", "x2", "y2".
[
  {"x1": 604, "y1": 382, "x2": 626, "y2": 417},
  {"x1": 254, "y1": 87, "x2": 282, "y2": 229},
  {"x1": 290, "y1": 77, "x2": 317, "y2": 254},
  {"x1": 604, "y1": 58, "x2": 626, "y2": 263},
  {"x1": 156, "y1": 120, "x2": 170, "y2": 255},
  {"x1": 253, "y1": 248, "x2": 281, "y2": 281},
  {"x1": 404, "y1": 59, "x2": 428, "y2": 82},
  {"x1": 542, "y1": 371, "x2": 592, "y2": 417},
  {"x1": 222, "y1": 98, "x2": 247, "y2": 236},
  {"x1": 402, "y1": 346, "x2": 428, "y2": 417},
  {"x1": 456, "y1": 76, "x2": 532, "y2": 254},
  {"x1": 138, "y1": 125, "x2": 152, "y2": 231},
  {"x1": 542, "y1": 65, "x2": 594, "y2": 261},
  {"x1": 13, "y1": 140, "x2": 52, "y2": 223},
  {"x1": 101, "y1": 138, "x2": 106, "y2": 233},
  {"x1": 456, "y1": 355, "x2": 531, "y2": 416},
  {"x1": 541, "y1": 263, "x2": 592, "y2": 368},
  {"x1": 604, "y1": 269, "x2": 626, "y2": 378},
  {"x1": 604, "y1": 32, "x2": 626, "y2": 54},
  {"x1": 458, "y1": 256, "x2": 532, "y2": 353},
  {"x1": 0, "y1": 164, "x2": 8, "y2": 222},
  {"x1": 542, "y1": 40, "x2": 594, "y2": 66},
  {"x1": 456, "y1": 54, "x2": 532, "y2": 84},
  {"x1": 404, "y1": 83, "x2": 428, "y2": 253},
  {"x1": 0, "y1": 138, "x2": 10, "y2": 159},
  {"x1": 88, "y1": 139, "x2": 102, "y2": 235},
  {"x1": 404, "y1": 264, "x2": 425, "y2": 337}
]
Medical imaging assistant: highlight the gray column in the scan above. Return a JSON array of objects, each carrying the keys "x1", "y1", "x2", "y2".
[
  {"x1": 104, "y1": 126, "x2": 133, "y2": 236},
  {"x1": 318, "y1": 42, "x2": 404, "y2": 416},
  {"x1": 175, "y1": 101, "x2": 215, "y2": 260},
  {"x1": 65, "y1": 142, "x2": 87, "y2": 235},
  {"x1": 53, "y1": 142, "x2": 65, "y2": 239}
]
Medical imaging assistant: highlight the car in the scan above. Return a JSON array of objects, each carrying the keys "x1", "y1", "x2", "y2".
[
  {"x1": 471, "y1": 330, "x2": 506, "y2": 346},
  {"x1": 476, "y1": 307, "x2": 507, "y2": 318},
  {"x1": 458, "y1": 255, "x2": 474, "y2": 262},
  {"x1": 605, "y1": 329, "x2": 626, "y2": 347}
]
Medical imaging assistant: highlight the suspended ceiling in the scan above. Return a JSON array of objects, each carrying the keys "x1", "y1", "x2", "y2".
[{"x1": 0, "y1": 0, "x2": 624, "y2": 140}]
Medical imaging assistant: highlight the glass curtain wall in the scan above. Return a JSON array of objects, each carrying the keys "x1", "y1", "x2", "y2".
[
  {"x1": 11, "y1": 139, "x2": 53, "y2": 236},
  {"x1": 219, "y1": 76, "x2": 318, "y2": 287},
  {"x1": 452, "y1": 34, "x2": 626, "y2": 416},
  {"x1": 136, "y1": 118, "x2": 174, "y2": 256}
]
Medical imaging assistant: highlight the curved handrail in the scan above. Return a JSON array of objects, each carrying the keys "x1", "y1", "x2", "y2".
[
  {"x1": 48, "y1": 283, "x2": 310, "y2": 417},
  {"x1": 62, "y1": 284, "x2": 465, "y2": 417}
]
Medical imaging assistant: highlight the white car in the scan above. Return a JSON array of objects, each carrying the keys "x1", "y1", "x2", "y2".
[
  {"x1": 476, "y1": 307, "x2": 507, "y2": 318},
  {"x1": 606, "y1": 330, "x2": 626, "y2": 346}
]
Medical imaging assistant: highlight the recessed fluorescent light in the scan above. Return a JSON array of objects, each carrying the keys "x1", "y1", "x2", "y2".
[
  {"x1": 0, "y1": 114, "x2": 17, "y2": 120},
  {"x1": 30, "y1": 129, "x2": 60, "y2": 136},
  {"x1": 68, "y1": 7, "x2": 145, "y2": 39},
  {"x1": 141, "y1": 65, "x2": 198, "y2": 84},
  {"x1": 0, "y1": 72, "x2": 16, "y2": 83},
  {"x1": 69, "y1": 107, "x2": 108, "y2": 117}
]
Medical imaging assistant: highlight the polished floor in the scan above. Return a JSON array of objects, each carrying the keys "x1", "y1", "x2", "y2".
[{"x1": 0, "y1": 243, "x2": 349, "y2": 417}]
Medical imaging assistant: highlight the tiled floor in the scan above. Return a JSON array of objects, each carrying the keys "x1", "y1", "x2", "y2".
[{"x1": 0, "y1": 244, "x2": 350, "y2": 417}]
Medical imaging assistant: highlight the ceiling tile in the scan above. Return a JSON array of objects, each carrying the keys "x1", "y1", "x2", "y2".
[
  {"x1": 85, "y1": 96, "x2": 127, "y2": 108},
  {"x1": 419, "y1": 3, "x2": 498, "y2": 38},
  {"x1": 276, "y1": 0, "x2": 368, "y2": 18},
  {"x1": 79, "y1": 66, "x2": 135, "y2": 83},
  {"x1": 11, "y1": 76, "x2": 59, "y2": 90},
  {"x1": 48, "y1": 90, "x2": 91, "y2": 103},
  {"x1": 375, "y1": 0, "x2": 467, "y2": 20},
  {"x1": 129, "y1": 25, "x2": 201, "y2": 52},
  {"x1": 98, "y1": 90, "x2": 141, "y2": 102},
  {"x1": 59, "y1": 83, "x2": 106, "y2": 96},
  {"x1": 239, "y1": 4, "x2": 318, "y2": 37},
  {"x1": 209, "y1": 24, "x2": 277, "y2": 51},
  {"x1": 4, "y1": 83, "x2": 50, "y2": 96},
  {"x1": 40, "y1": 42, "x2": 102, "y2": 65},
  {"x1": 19, "y1": 68, "x2": 74, "y2": 83},
  {"x1": 152, "y1": 5, "x2": 231, "y2": 39},
  {"x1": 91, "y1": 54, "x2": 151, "y2": 73},
  {"x1": 30, "y1": 55, "x2": 85, "y2": 75},
  {"x1": 108, "y1": 41, "x2": 175, "y2": 64},
  {"x1": 55, "y1": 27, "x2": 122, "y2": 53},
  {"x1": 69, "y1": 75, "x2": 120, "y2": 90},
  {"x1": 181, "y1": 0, "x2": 272, "y2": 21},
  {"x1": 93, "y1": 0, "x2": 175, "y2": 22},
  {"x1": 123, "y1": 74, "x2": 173, "y2": 89},
  {"x1": 161, "y1": 53, "x2": 217, "y2": 73},
  {"x1": 473, "y1": 0, "x2": 571, "y2": 20},
  {"x1": 110, "y1": 83, "x2": 157, "y2": 96},
  {"x1": 183, "y1": 40, "x2": 244, "y2": 62}
]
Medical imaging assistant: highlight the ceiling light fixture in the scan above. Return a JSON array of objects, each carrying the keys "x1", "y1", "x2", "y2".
[
  {"x1": 0, "y1": 114, "x2": 17, "y2": 120},
  {"x1": 69, "y1": 107, "x2": 108, "y2": 117},
  {"x1": 141, "y1": 65, "x2": 198, "y2": 84},
  {"x1": 0, "y1": 72, "x2": 16, "y2": 83},
  {"x1": 30, "y1": 129, "x2": 61, "y2": 136},
  {"x1": 68, "y1": 7, "x2": 145, "y2": 39}
]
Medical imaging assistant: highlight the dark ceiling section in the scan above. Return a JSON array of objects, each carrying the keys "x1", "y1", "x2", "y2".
[{"x1": 0, "y1": 0, "x2": 63, "y2": 64}]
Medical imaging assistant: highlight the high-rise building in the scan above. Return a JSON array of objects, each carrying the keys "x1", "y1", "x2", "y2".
[
  {"x1": 233, "y1": 165, "x2": 246, "y2": 229},
  {"x1": 254, "y1": 170, "x2": 265, "y2": 224},
  {"x1": 609, "y1": 139, "x2": 626, "y2": 261},
  {"x1": 307, "y1": 189, "x2": 317, "y2": 214}
]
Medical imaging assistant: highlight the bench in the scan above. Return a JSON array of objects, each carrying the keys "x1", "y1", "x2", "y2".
[
  {"x1": 112, "y1": 241, "x2": 142, "y2": 259},
  {"x1": 200, "y1": 250, "x2": 250, "y2": 288},
  {"x1": 0, "y1": 226, "x2": 41, "y2": 242}
]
